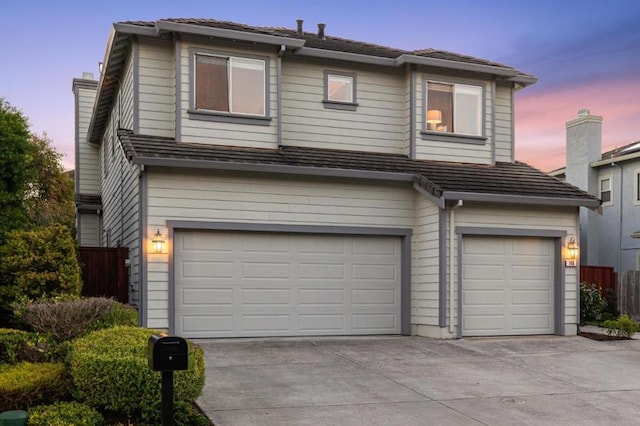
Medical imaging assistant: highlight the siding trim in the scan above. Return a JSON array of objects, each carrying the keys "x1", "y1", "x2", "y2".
[
  {"x1": 132, "y1": 37, "x2": 139, "y2": 134},
  {"x1": 175, "y1": 35, "x2": 182, "y2": 142},
  {"x1": 165, "y1": 221, "x2": 412, "y2": 335},
  {"x1": 491, "y1": 78, "x2": 496, "y2": 165},
  {"x1": 511, "y1": 85, "x2": 515, "y2": 163},
  {"x1": 455, "y1": 228, "x2": 567, "y2": 337},
  {"x1": 139, "y1": 167, "x2": 147, "y2": 327},
  {"x1": 442, "y1": 191, "x2": 600, "y2": 208},
  {"x1": 277, "y1": 51, "x2": 282, "y2": 147},
  {"x1": 438, "y1": 208, "x2": 447, "y2": 327},
  {"x1": 409, "y1": 65, "x2": 416, "y2": 159},
  {"x1": 134, "y1": 156, "x2": 415, "y2": 182}
]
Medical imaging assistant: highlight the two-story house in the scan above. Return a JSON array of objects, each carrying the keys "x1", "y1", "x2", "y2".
[
  {"x1": 73, "y1": 18, "x2": 598, "y2": 339},
  {"x1": 550, "y1": 109, "x2": 640, "y2": 275}
]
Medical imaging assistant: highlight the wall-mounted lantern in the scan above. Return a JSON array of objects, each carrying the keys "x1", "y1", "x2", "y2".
[
  {"x1": 152, "y1": 229, "x2": 166, "y2": 254},
  {"x1": 565, "y1": 237, "x2": 578, "y2": 267}
]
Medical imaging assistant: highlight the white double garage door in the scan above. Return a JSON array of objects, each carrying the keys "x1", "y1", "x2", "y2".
[
  {"x1": 174, "y1": 230, "x2": 403, "y2": 338},
  {"x1": 174, "y1": 230, "x2": 555, "y2": 338}
]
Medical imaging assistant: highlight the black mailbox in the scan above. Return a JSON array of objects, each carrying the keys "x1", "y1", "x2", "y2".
[{"x1": 148, "y1": 334, "x2": 189, "y2": 371}]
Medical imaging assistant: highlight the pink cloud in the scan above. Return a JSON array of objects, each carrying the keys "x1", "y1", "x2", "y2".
[{"x1": 515, "y1": 77, "x2": 640, "y2": 171}]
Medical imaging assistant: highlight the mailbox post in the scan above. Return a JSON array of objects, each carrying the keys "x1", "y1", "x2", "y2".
[{"x1": 148, "y1": 334, "x2": 189, "y2": 426}]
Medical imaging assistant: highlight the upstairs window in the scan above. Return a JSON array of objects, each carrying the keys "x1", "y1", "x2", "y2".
[
  {"x1": 195, "y1": 53, "x2": 266, "y2": 116},
  {"x1": 323, "y1": 71, "x2": 357, "y2": 110},
  {"x1": 600, "y1": 176, "x2": 612, "y2": 205},
  {"x1": 425, "y1": 81, "x2": 483, "y2": 137}
]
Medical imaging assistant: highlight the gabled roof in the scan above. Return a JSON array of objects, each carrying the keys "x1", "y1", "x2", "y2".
[
  {"x1": 118, "y1": 130, "x2": 599, "y2": 209},
  {"x1": 88, "y1": 18, "x2": 537, "y2": 144}
]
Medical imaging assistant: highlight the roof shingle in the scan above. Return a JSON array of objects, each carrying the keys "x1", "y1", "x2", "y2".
[{"x1": 118, "y1": 130, "x2": 598, "y2": 206}]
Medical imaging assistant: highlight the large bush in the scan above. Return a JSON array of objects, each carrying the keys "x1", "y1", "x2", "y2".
[
  {"x1": 0, "y1": 224, "x2": 82, "y2": 306},
  {"x1": 14, "y1": 297, "x2": 137, "y2": 341},
  {"x1": 0, "y1": 362, "x2": 69, "y2": 411},
  {"x1": 68, "y1": 326, "x2": 205, "y2": 421},
  {"x1": 0, "y1": 328, "x2": 66, "y2": 364},
  {"x1": 28, "y1": 401, "x2": 105, "y2": 426},
  {"x1": 580, "y1": 282, "x2": 607, "y2": 324}
]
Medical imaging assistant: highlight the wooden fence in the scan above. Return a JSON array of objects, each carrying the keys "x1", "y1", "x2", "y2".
[
  {"x1": 580, "y1": 265, "x2": 618, "y2": 312},
  {"x1": 78, "y1": 247, "x2": 129, "y2": 304},
  {"x1": 619, "y1": 271, "x2": 640, "y2": 318}
]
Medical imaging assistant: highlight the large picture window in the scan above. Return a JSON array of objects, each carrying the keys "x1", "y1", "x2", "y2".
[
  {"x1": 425, "y1": 81, "x2": 482, "y2": 137},
  {"x1": 195, "y1": 54, "x2": 265, "y2": 116}
]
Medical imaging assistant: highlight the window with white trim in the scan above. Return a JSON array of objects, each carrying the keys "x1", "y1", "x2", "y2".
[
  {"x1": 425, "y1": 81, "x2": 483, "y2": 137},
  {"x1": 194, "y1": 53, "x2": 266, "y2": 116},
  {"x1": 323, "y1": 71, "x2": 357, "y2": 110},
  {"x1": 599, "y1": 175, "x2": 612, "y2": 205}
]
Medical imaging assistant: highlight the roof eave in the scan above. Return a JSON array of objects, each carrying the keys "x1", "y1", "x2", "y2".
[
  {"x1": 441, "y1": 191, "x2": 600, "y2": 208},
  {"x1": 130, "y1": 155, "x2": 416, "y2": 182},
  {"x1": 396, "y1": 54, "x2": 535, "y2": 84},
  {"x1": 155, "y1": 21, "x2": 306, "y2": 49},
  {"x1": 292, "y1": 47, "x2": 396, "y2": 66},
  {"x1": 591, "y1": 151, "x2": 640, "y2": 167}
]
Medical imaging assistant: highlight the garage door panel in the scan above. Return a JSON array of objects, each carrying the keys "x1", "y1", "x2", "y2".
[
  {"x1": 464, "y1": 289, "x2": 504, "y2": 305},
  {"x1": 299, "y1": 289, "x2": 345, "y2": 305},
  {"x1": 182, "y1": 288, "x2": 233, "y2": 305},
  {"x1": 299, "y1": 314, "x2": 345, "y2": 331},
  {"x1": 464, "y1": 238, "x2": 505, "y2": 255},
  {"x1": 463, "y1": 236, "x2": 554, "y2": 337},
  {"x1": 298, "y1": 263, "x2": 345, "y2": 279},
  {"x1": 180, "y1": 261, "x2": 234, "y2": 278},
  {"x1": 512, "y1": 290, "x2": 551, "y2": 305},
  {"x1": 352, "y1": 289, "x2": 397, "y2": 305},
  {"x1": 353, "y1": 264, "x2": 397, "y2": 280},
  {"x1": 463, "y1": 264, "x2": 505, "y2": 280},
  {"x1": 352, "y1": 238, "x2": 398, "y2": 255},
  {"x1": 175, "y1": 231, "x2": 401, "y2": 337}
]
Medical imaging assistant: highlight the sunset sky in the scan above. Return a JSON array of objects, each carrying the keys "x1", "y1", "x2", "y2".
[{"x1": 1, "y1": 0, "x2": 638, "y2": 172}]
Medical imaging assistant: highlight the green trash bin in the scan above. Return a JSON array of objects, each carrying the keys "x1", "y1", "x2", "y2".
[{"x1": 0, "y1": 410, "x2": 28, "y2": 426}]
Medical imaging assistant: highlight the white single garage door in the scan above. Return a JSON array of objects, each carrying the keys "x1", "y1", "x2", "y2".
[
  {"x1": 462, "y1": 236, "x2": 555, "y2": 337},
  {"x1": 174, "y1": 230, "x2": 402, "y2": 338}
]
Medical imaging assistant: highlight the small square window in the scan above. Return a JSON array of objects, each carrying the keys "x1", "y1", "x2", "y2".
[
  {"x1": 323, "y1": 71, "x2": 357, "y2": 110},
  {"x1": 327, "y1": 74, "x2": 353, "y2": 103},
  {"x1": 600, "y1": 176, "x2": 612, "y2": 205}
]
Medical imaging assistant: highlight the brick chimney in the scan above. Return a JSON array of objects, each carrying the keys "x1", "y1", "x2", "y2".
[{"x1": 317, "y1": 23, "x2": 326, "y2": 40}]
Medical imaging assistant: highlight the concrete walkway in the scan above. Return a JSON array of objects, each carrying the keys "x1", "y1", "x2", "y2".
[{"x1": 196, "y1": 335, "x2": 640, "y2": 425}]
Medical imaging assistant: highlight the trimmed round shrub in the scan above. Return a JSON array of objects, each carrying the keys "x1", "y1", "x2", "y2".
[
  {"x1": 68, "y1": 326, "x2": 205, "y2": 420},
  {"x1": 580, "y1": 282, "x2": 607, "y2": 324},
  {"x1": 0, "y1": 362, "x2": 69, "y2": 411},
  {"x1": 28, "y1": 401, "x2": 104, "y2": 426},
  {"x1": 84, "y1": 301, "x2": 139, "y2": 334},
  {"x1": 0, "y1": 328, "x2": 66, "y2": 364}
]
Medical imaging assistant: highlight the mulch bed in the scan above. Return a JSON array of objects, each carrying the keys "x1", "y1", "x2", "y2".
[{"x1": 579, "y1": 331, "x2": 631, "y2": 341}]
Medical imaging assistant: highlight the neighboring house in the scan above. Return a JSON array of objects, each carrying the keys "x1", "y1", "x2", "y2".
[
  {"x1": 550, "y1": 109, "x2": 640, "y2": 275},
  {"x1": 72, "y1": 18, "x2": 598, "y2": 339}
]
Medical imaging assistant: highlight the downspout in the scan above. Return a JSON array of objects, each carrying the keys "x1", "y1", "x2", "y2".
[
  {"x1": 409, "y1": 64, "x2": 416, "y2": 159},
  {"x1": 277, "y1": 44, "x2": 285, "y2": 148},
  {"x1": 449, "y1": 200, "x2": 463, "y2": 334}
]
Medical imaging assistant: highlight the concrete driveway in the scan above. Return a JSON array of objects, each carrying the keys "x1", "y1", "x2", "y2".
[{"x1": 196, "y1": 335, "x2": 640, "y2": 425}]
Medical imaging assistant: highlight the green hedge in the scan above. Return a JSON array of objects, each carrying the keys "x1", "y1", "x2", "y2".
[
  {"x1": 68, "y1": 326, "x2": 205, "y2": 420},
  {"x1": 28, "y1": 401, "x2": 104, "y2": 426},
  {"x1": 0, "y1": 362, "x2": 69, "y2": 411},
  {"x1": 0, "y1": 328, "x2": 66, "y2": 364}
]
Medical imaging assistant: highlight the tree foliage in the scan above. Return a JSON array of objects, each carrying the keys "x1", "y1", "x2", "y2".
[
  {"x1": 0, "y1": 224, "x2": 82, "y2": 306},
  {"x1": 0, "y1": 98, "x2": 31, "y2": 238},
  {"x1": 0, "y1": 98, "x2": 75, "y2": 238}
]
